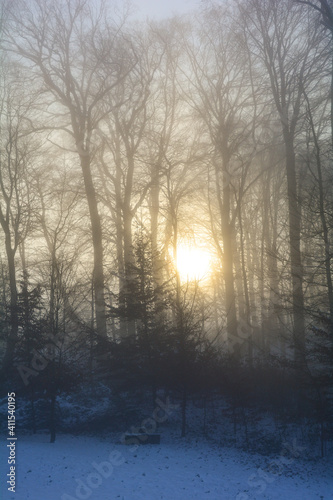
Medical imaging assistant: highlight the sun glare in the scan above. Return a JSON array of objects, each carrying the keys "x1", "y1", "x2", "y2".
[{"x1": 176, "y1": 242, "x2": 212, "y2": 282}]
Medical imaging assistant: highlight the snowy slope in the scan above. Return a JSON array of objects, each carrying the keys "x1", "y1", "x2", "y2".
[{"x1": 0, "y1": 433, "x2": 332, "y2": 500}]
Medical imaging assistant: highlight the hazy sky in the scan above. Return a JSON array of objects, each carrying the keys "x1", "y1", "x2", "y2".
[{"x1": 132, "y1": 0, "x2": 202, "y2": 19}]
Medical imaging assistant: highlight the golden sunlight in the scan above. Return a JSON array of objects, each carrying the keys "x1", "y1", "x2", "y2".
[{"x1": 176, "y1": 242, "x2": 212, "y2": 282}]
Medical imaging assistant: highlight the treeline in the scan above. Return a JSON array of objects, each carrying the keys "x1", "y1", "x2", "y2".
[{"x1": 0, "y1": 0, "x2": 332, "y2": 450}]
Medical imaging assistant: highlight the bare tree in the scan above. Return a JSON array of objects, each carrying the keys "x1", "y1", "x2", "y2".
[
  {"x1": 0, "y1": 64, "x2": 35, "y2": 375},
  {"x1": 302, "y1": 88, "x2": 333, "y2": 332},
  {"x1": 98, "y1": 27, "x2": 164, "y2": 337},
  {"x1": 295, "y1": 0, "x2": 333, "y2": 148},
  {"x1": 5, "y1": 0, "x2": 136, "y2": 338},
  {"x1": 240, "y1": 0, "x2": 326, "y2": 365},
  {"x1": 180, "y1": 6, "x2": 258, "y2": 355}
]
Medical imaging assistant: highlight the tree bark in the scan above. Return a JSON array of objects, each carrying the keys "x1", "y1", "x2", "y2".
[
  {"x1": 80, "y1": 154, "x2": 107, "y2": 338},
  {"x1": 284, "y1": 132, "x2": 305, "y2": 365},
  {"x1": 215, "y1": 162, "x2": 238, "y2": 354}
]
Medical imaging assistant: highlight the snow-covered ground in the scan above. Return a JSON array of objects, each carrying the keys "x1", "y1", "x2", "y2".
[{"x1": 1, "y1": 432, "x2": 332, "y2": 500}]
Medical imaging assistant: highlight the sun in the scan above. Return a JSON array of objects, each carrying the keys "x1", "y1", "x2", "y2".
[{"x1": 176, "y1": 242, "x2": 212, "y2": 282}]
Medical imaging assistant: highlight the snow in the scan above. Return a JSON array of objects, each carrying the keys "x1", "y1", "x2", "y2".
[{"x1": 1, "y1": 432, "x2": 332, "y2": 500}]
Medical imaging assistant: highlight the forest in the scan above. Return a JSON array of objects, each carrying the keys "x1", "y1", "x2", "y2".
[{"x1": 0, "y1": 0, "x2": 332, "y2": 459}]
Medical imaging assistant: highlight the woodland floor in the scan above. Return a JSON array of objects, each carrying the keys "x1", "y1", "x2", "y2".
[{"x1": 1, "y1": 431, "x2": 332, "y2": 500}]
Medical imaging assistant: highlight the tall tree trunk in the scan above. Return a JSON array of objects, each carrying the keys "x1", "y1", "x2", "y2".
[
  {"x1": 284, "y1": 132, "x2": 305, "y2": 365},
  {"x1": 216, "y1": 163, "x2": 238, "y2": 355},
  {"x1": 112, "y1": 139, "x2": 127, "y2": 338},
  {"x1": 304, "y1": 91, "x2": 333, "y2": 334},
  {"x1": 123, "y1": 205, "x2": 136, "y2": 337},
  {"x1": 1, "y1": 238, "x2": 18, "y2": 375},
  {"x1": 80, "y1": 154, "x2": 107, "y2": 338},
  {"x1": 238, "y1": 203, "x2": 252, "y2": 363},
  {"x1": 150, "y1": 161, "x2": 163, "y2": 288}
]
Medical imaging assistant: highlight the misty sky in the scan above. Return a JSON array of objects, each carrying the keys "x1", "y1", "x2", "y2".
[{"x1": 132, "y1": 0, "x2": 202, "y2": 19}]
